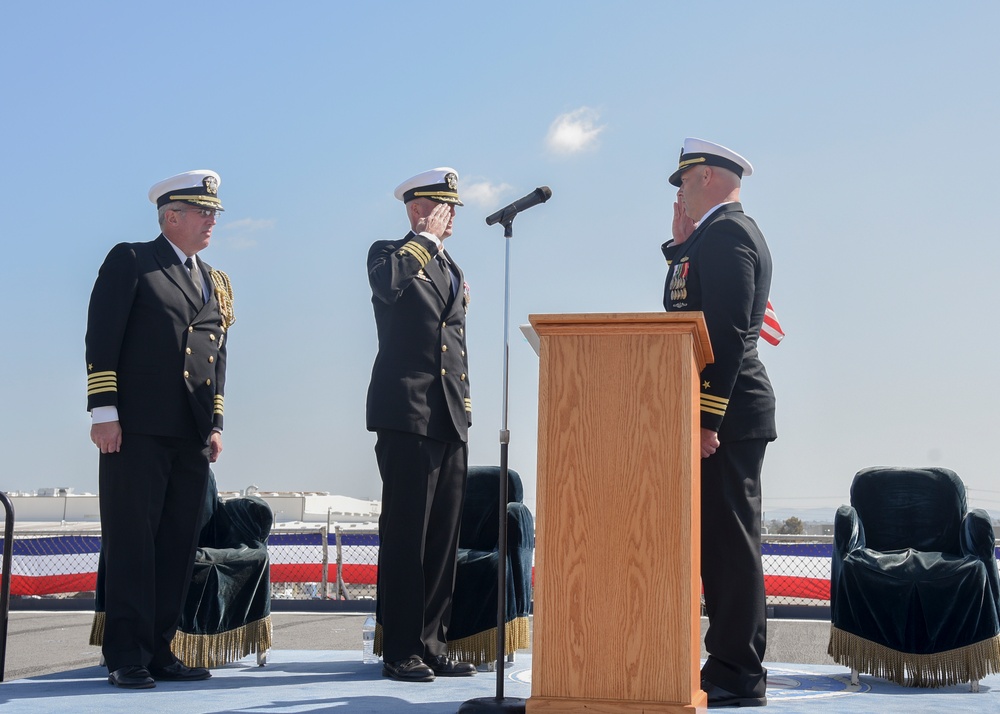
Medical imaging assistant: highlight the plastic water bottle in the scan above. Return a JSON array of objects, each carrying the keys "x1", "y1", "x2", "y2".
[{"x1": 362, "y1": 615, "x2": 378, "y2": 663}]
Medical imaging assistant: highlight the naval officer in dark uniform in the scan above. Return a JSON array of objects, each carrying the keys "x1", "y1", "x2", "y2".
[
  {"x1": 662, "y1": 139, "x2": 776, "y2": 708},
  {"x1": 86, "y1": 170, "x2": 236, "y2": 689},
  {"x1": 366, "y1": 167, "x2": 477, "y2": 682}
]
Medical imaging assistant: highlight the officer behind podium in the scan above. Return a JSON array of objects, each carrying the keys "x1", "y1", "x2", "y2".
[
  {"x1": 662, "y1": 139, "x2": 776, "y2": 708},
  {"x1": 366, "y1": 167, "x2": 477, "y2": 682},
  {"x1": 86, "y1": 170, "x2": 236, "y2": 689}
]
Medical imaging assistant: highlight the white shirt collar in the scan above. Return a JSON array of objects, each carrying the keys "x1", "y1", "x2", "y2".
[
  {"x1": 164, "y1": 235, "x2": 197, "y2": 268},
  {"x1": 697, "y1": 200, "x2": 736, "y2": 225}
]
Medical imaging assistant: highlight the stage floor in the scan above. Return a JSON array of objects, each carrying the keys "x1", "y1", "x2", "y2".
[{"x1": 1, "y1": 650, "x2": 997, "y2": 713}]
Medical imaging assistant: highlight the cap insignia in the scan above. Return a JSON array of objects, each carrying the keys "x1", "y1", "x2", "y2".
[
  {"x1": 203, "y1": 176, "x2": 219, "y2": 195},
  {"x1": 446, "y1": 173, "x2": 458, "y2": 191}
]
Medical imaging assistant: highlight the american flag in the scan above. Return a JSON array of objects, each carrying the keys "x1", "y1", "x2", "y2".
[{"x1": 761, "y1": 300, "x2": 785, "y2": 346}]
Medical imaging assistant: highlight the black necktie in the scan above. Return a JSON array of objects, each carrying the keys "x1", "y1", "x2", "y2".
[
  {"x1": 437, "y1": 253, "x2": 457, "y2": 296},
  {"x1": 185, "y1": 257, "x2": 205, "y2": 303}
]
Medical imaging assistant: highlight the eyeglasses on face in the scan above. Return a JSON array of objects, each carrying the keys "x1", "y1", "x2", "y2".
[{"x1": 172, "y1": 207, "x2": 221, "y2": 219}]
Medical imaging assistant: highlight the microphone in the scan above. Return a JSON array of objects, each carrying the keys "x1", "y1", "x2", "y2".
[{"x1": 485, "y1": 186, "x2": 552, "y2": 226}]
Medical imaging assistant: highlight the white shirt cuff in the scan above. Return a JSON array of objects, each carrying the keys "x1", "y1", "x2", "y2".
[
  {"x1": 91, "y1": 406, "x2": 119, "y2": 424},
  {"x1": 418, "y1": 232, "x2": 443, "y2": 251}
]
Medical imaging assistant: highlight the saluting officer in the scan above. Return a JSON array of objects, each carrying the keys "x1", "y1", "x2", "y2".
[
  {"x1": 86, "y1": 170, "x2": 235, "y2": 689},
  {"x1": 663, "y1": 139, "x2": 776, "y2": 708},
  {"x1": 366, "y1": 167, "x2": 477, "y2": 682}
]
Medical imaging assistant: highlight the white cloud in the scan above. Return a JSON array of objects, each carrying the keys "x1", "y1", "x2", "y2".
[
  {"x1": 461, "y1": 179, "x2": 513, "y2": 209},
  {"x1": 223, "y1": 218, "x2": 276, "y2": 232},
  {"x1": 217, "y1": 217, "x2": 276, "y2": 249},
  {"x1": 546, "y1": 107, "x2": 605, "y2": 155}
]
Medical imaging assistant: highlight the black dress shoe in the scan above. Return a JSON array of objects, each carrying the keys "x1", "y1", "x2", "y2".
[
  {"x1": 382, "y1": 656, "x2": 435, "y2": 682},
  {"x1": 702, "y1": 679, "x2": 766, "y2": 708},
  {"x1": 424, "y1": 655, "x2": 476, "y2": 677},
  {"x1": 148, "y1": 659, "x2": 212, "y2": 681},
  {"x1": 108, "y1": 665, "x2": 156, "y2": 689}
]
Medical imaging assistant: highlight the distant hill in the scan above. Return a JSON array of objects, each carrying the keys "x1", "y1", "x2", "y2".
[
  {"x1": 764, "y1": 506, "x2": 1000, "y2": 525},
  {"x1": 763, "y1": 507, "x2": 838, "y2": 524}
]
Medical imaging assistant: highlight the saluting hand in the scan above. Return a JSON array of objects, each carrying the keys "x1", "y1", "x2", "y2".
[
  {"x1": 672, "y1": 201, "x2": 696, "y2": 244},
  {"x1": 416, "y1": 203, "x2": 454, "y2": 241}
]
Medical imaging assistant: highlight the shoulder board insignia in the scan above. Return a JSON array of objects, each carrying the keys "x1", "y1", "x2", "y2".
[{"x1": 209, "y1": 269, "x2": 236, "y2": 330}]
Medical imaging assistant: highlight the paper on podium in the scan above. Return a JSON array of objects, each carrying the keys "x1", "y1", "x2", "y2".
[{"x1": 519, "y1": 324, "x2": 540, "y2": 356}]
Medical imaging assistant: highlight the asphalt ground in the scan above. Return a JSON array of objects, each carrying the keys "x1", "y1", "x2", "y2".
[{"x1": 1, "y1": 611, "x2": 835, "y2": 682}]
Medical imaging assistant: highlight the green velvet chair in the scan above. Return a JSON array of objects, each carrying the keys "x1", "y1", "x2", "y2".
[
  {"x1": 828, "y1": 466, "x2": 1000, "y2": 689},
  {"x1": 373, "y1": 465, "x2": 535, "y2": 666},
  {"x1": 446, "y1": 465, "x2": 534, "y2": 666},
  {"x1": 91, "y1": 473, "x2": 273, "y2": 668}
]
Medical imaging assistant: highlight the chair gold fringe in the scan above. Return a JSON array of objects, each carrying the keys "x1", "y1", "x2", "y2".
[
  {"x1": 171, "y1": 616, "x2": 272, "y2": 669},
  {"x1": 828, "y1": 625, "x2": 1000, "y2": 687},
  {"x1": 88, "y1": 611, "x2": 105, "y2": 647},
  {"x1": 374, "y1": 617, "x2": 531, "y2": 666},
  {"x1": 89, "y1": 612, "x2": 272, "y2": 669}
]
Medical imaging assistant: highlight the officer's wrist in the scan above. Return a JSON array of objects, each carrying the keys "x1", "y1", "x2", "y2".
[{"x1": 418, "y1": 231, "x2": 443, "y2": 250}]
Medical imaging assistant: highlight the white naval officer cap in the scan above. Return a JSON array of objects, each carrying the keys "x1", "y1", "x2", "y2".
[
  {"x1": 148, "y1": 169, "x2": 225, "y2": 211},
  {"x1": 394, "y1": 167, "x2": 463, "y2": 206},
  {"x1": 668, "y1": 138, "x2": 753, "y2": 187}
]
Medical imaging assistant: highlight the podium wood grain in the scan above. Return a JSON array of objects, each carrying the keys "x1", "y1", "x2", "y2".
[{"x1": 527, "y1": 313, "x2": 712, "y2": 714}]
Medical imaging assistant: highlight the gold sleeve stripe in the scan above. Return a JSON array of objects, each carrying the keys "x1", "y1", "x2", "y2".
[
  {"x1": 398, "y1": 240, "x2": 432, "y2": 266},
  {"x1": 214, "y1": 395, "x2": 224, "y2": 415},
  {"x1": 88, "y1": 371, "x2": 118, "y2": 396},
  {"x1": 404, "y1": 241, "x2": 433, "y2": 265},
  {"x1": 701, "y1": 394, "x2": 729, "y2": 407},
  {"x1": 701, "y1": 393, "x2": 728, "y2": 417},
  {"x1": 464, "y1": 398, "x2": 473, "y2": 412}
]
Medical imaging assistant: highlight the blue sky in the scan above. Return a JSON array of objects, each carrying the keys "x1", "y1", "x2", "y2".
[{"x1": 2, "y1": 1, "x2": 999, "y2": 519}]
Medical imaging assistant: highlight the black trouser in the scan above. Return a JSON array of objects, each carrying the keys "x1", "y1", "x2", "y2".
[
  {"x1": 700, "y1": 438, "x2": 769, "y2": 698},
  {"x1": 374, "y1": 429, "x2": 468, "y2": 662},
  {"x1": 98, "y1": 432, "x2": 210, "y2": 671}
]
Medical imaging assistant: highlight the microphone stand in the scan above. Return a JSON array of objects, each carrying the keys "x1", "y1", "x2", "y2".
[{"x1": 459, "y1": 211, "x2": 526, "y2": 713}]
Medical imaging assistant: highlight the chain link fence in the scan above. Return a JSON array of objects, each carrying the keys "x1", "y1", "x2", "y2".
[
  {"x1": 762, "y1": 536, "x2": 834, "y2": 607},
  {"x1": 0, "y1": 527, "x2": 382, "y2": 603},
  {"x1": 3, "y1": 528, "x2": 998, "y2": 613},
  {"x1": 0, "y1": 532, "x2": 100, "y2": 600},
  {"x1": 268, "y1": 527, "x2": 379, "y2": 600}
]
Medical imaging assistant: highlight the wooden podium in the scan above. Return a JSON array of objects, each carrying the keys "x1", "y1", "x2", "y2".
[{"x1": 526, "y1": 313, "x2": 713, "y2": 714}]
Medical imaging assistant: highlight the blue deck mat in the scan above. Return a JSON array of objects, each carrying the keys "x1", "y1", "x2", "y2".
[{"x1": 1, "y1": 652, "x2": 997, "y2": 713}]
